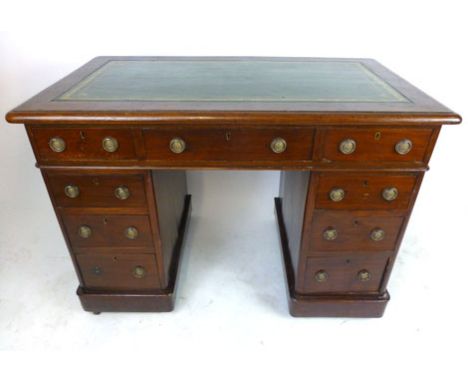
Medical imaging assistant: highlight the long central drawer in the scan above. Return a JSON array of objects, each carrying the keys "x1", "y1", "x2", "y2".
[{"x1": 143, "y1": 128, "x2": 314, "y2": 161}]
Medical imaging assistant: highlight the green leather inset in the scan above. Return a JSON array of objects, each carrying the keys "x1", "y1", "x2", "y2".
[{"x1": 59, "y1": 60, "x2": 408, "y2": 103}]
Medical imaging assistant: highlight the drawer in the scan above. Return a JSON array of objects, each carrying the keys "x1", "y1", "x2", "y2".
[
  {"x1": 30, "y1": 127, "x2": 138, "y2": 162},
  {"x1": 62, "y1": 214, "x2": 154, "y2": 250},
  {"x1": 306, "y1": 210, "x2": 405, "y2": 253},
  {"x1": 315, "y1": 172, "x2": 419, "y2": 210},
  {"x1": 303, "y1": 254, "x2": 389, "y2": 293},
  {"x1": 77, "y1": 254, "x2": 160, "y2": 289},
  {"x1": 47, "y1": 172, "x2": 147, "y2": 208},
  {"x1": 318, "y1": 127, "x2": 434, "y2": 164},
  {"x1": 143, "y1": 128, "x2": 314, "y2": 162}
]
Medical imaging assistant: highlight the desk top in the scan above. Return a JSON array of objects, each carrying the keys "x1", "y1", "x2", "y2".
[{"x1": 6, "y1": 57, "x2": 461, "y2": 126}]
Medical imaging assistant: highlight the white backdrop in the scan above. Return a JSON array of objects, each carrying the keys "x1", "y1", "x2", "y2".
[{"x1": 1, "y1": 0, "x2": 467, "y2": 379}]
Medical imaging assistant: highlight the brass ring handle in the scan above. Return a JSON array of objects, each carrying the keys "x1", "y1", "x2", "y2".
[
  {"x1": 169, "y1": 137, "x2": 186, "y2": 154},
  {"x1": 102, "y1": 136, "x2": 119, "y2": 152},
  {"x1": 133, "y1": 265, "x2": 146, "y2": 279},
  {"x1": 64, "y1": 185, "x2": 80, "y2": 198},
  {"x1": 315, "y1": 270, "x2": 328, "y2": 282},
  {"x1": 49, "y1": 137, "x2": 66, "y2": 152},
  {"x1": 78, "y1": 225, "x2": 92, "y2": 239},
  {"x1": 125, "y1": 226, "x2": 139, "y2": 240},
  {"x1": 323, "y1": 228, "x2": 338, "y2": 241},
  {"x1": 329, "y1": 188, "x2": 345, "y2": 202},
  {"x1": 370, "y1": 228, "x2": 385, "y2": 241},
  {"x1": 339, "y1": 138, "x2": 356, "y2": 155},
  {"x1": 114, "y1": 186, "x2": 130, "y2": 200},
  {"x1": 395, "y1": 139, "x2": 413, "y2": 155},
  {"x1": 270, "y1": 137, "x2": 287, "y2": 154},
  {"x1": 357, "y1": 269, "x2": 371, "y2": 282},
  {"x1": 382, "y1": 187, "x2": 398, "y2": 201}
]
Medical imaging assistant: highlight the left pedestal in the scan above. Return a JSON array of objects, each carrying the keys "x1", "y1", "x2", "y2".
[{"x1": 41, "y1": 169, "x2": 190, "y2": 313}]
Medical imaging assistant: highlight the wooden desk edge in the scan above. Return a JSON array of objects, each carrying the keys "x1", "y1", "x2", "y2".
[{"x1": 5, "y1": 111, "x2": 462, "y2": 126}]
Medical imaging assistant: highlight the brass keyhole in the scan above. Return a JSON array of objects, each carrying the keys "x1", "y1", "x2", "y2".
[
  {"x1": 103, "y1": 217, "x2": 108, "y2": 225},
  {"x1": 80, "y1": 131, "x2": 86, "y2": 140},
  {"x1": 225, "y1": 131, "x2": 232, "y2": 141},
  {"x1": 374, "y1": 131, "x2": 381, "y2": 140}
]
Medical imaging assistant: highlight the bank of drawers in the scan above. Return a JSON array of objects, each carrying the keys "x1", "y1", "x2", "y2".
[
  {"x1": 45, "y1": 171, "x2": 161, "y2": 291},
  {"x1": 36, "y1": 125, "x2": 435, "y2": 295},
  {"x1": 302, "y1": 171, "x2": 423, "y2": 294},
  {"x1": 30, "y1": 126, "x2": 435, "y2": 166},
  {"x1": 299, "y1": 127, "x2": 433, "y2": 295}
]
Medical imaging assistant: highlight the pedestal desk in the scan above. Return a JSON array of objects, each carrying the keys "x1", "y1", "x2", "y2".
[{"x1": 6, "y1": 57, "x2": 461, "y2": 317}]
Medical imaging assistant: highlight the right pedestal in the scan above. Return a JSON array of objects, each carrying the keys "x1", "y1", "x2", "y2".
[{"x1": 276, "y1": 158, "x2": 428, "y2": 317}]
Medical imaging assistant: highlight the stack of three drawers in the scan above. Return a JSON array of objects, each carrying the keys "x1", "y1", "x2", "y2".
[{"x1": 42, "y1": 169, "x2": 168, "y2": 310}]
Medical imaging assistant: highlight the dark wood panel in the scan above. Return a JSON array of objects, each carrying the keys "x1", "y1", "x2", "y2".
[
  {"x1": 315, "y1": 172, "x2": 419, "y2": 210},
  {"x1": 76, "y1": 253, "x2": 160, "y2": 290},
  {"x1": 143, "y1": 127, "x2": 314, "y2": 162},
  {"x1": 317, "y1": 127, "x2": 434, "y2": 164},
  {"x1": 306, "y1": 210, "x2": 405, "y2": 252},
  {"x1": 46, "y1": 172, "x2": 147, "y2": 208},
  {"x1": 30, "y1": 127, "x2": 137, "y2": 162},
  {"x1": 62, "y1": 214, "x2": 154, "y2": 250},
  {"x1": 279, "y1": 171, "x2": 311, "y2": 275},
  {"x1": 152, "y1": 170, "x2": 187, "y2": 282},
  {"x1": 303, "y1": 254, "x2": 389, "y2": 294}
]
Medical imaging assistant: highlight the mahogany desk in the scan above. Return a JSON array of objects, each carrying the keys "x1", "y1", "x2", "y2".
[{"x1": 6, "y1": 57, "x2": 461, "y2": 317}]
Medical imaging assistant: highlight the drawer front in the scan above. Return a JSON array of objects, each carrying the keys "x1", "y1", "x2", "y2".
[
  {"x1": 143, "y1": 128, "x2": 314, "y2": 162},
  {"x1": 47, "y1": 173, "x2": 147, "y2": 208},
  {"x1": 315, "y1": 172, "x2": 419, "y2": 210},
  {"x1": 319, "y1": 127, "x2": 434, "y2": 163},
  {"x1": 307, "y1": 210, "x2": 405, "y2": 252},
  {"x1": 62, "y1": 214, "x2": 154, "y2": 250},
  {"x1": 303, "y1": 254, "x2": 389, "y2": 293},
  {"x1": 77, "y1": 254, "x2": 160, "y2": 289},
  {"x1": 31, "y1": 127, "x2": 137, "y2": 162}
]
